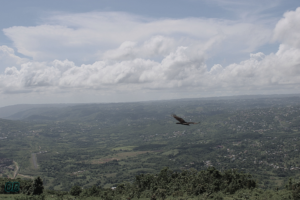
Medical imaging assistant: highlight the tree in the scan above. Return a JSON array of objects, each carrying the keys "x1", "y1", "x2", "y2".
[
  {"x1": 70, "y1": 185, "x2": 82, "y2": 196},
  {"x1": 20, "y1": 177, "x2": 43, "y2": 195},
  {"x1": 32, "y1": 177, "x2": 44, "y2": 195}
]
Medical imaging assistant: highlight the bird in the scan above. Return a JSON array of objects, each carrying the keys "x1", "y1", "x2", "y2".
[{"x1": 172, "y1": 114, "x2": 200, "y2": 126}]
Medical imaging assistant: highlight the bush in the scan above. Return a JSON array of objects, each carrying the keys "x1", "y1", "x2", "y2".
[
  {"x1": 70, "y1": 185, "x2": 82, "y2": 196},
  {"x1": 14, "y1": 194, "x2": 45, "y2": 200},
  {"x1": 32, "y1": 177, "x2": 44, "y2": 195},
  {"x1": 292, "y1": 181, "x2": 300, "y2": 200},
  {"x1": 20, "y1": 177, "x2": 44, "y2": 195},
  {"x1": 132, "y1": 167, "x2": 256, "y2": 198}
]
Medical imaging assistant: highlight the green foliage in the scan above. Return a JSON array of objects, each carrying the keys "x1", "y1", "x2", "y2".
[
  {"x1": 70, "y1": 185, "x2": 82, "y2": 196},
  {"x1": 0, "y1": 178, "x2": 32, "y2": 194},
  {"x1": 14, "y1": 194, "x2": 45, "y2": 200},
  {"x1": 1, "y1": 95, "x2": 300, "y2": 192},
  {"x1": 112, "y1": 167, "x2": 256, "y2": 199},
  {"x1": 293, "y1": 185, "x2": 300, "y2": 200},
  {"x1": 286, "y1": 179, "x2": 300, "y2": 200},
  {"x1": 21, "y1": 177, "x2": 44, "y2": 195},
  {"x1": 0, "y1": 177, "x2": 44, "y2": 196},
  {"x1": 31, "y1": 177, "x2": 44, "y2": 195},
  {"x1": 134, "y1": 144, "x2": 167, "y2": 151}
]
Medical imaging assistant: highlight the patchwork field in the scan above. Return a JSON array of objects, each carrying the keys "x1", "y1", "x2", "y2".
[{"x1": 0, "y1": 95, "x2": 300, "y2": 191}]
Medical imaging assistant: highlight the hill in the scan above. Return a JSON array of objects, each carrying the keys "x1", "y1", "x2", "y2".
[
  {"x1": 0, "y1": 94, "x2": 300, "y2": 192},
  {"x1": 0, "y1": 104, "x2": 77, "y2": 119}
]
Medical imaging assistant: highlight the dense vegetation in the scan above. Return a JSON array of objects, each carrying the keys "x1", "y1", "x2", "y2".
[
  {"x1": 2, "y1": 167, "x2": 300, "y2": 199},
  {"x1": 0, "y1": 94, "x2": 300, "y2": 199}
]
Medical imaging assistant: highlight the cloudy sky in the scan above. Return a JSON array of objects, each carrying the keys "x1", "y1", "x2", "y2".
[{"x1": 0, "y1": 0, "x2": 300, "y2": 107}]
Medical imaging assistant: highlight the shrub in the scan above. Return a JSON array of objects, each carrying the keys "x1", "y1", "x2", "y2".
[
  {"x1": 32, "y1": 177, "x2": 44, "y2": 195},
  {"x1": 69, "y1": 185, "x2": 82, "y2": 196}
]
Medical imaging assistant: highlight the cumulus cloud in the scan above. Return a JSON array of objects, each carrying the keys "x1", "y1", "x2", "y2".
[
  {"x1": 1, "y1": 8, "x2": 300, "y2": 102},
  {"x1": 3, "y1": 12, "x2": 272, "y2": 63},
  {"x1": 1, "y1": 43, "x2": 299, "y2": 95},
  {"x1": 273, "y1": 7, "x2": 300, "y2": 49},
  {"x1": 0, "y1": 46, "x2": 207, "y2": 93},
  {"x1": 102, "y1": 36, "x2": 176, "y2": 61},
  {"x1": 0, "y1": 45, "x2": 29, "y2": 71}
]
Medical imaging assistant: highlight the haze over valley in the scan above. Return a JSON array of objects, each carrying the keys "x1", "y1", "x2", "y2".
[
  {"x1": 0, "y1": 94, "x2": 300, "y2": 192},
  {"x1": 1, "y1": 0, "x2": 300, "y2": 199}
]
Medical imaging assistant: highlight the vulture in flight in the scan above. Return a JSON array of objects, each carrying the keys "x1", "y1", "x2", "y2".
[{"x1": 172, "y1": 114, "x2": 200, "y2": 126}]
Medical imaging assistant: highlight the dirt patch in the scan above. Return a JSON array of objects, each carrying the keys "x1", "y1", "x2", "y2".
[
  {"x1": 17, "y1": 174, "x2": 34, "y2": 179},
  {"x1": 31, "y1": 153, "x2": 38, "y2": 169},
  {"x1": 13, "y1": 161, "x2": 19, "y2": 178}
]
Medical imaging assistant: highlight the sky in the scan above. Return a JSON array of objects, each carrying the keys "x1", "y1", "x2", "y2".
[{"x1": 0, "y1": 0, "x2": 300, "y2": 107}]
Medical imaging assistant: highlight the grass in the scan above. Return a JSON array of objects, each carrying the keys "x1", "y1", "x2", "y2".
[
  {"x1": 162, "y1": 149, "x2": 179, "y2": 156},
  {"x1": 111, "y1": 146, "x2": 136, "y2": 151},
  {"x1": 89, "y1": 151, "x2": 151, "y2": 164}
]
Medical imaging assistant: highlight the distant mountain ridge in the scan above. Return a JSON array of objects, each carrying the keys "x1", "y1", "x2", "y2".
[
  {"x1": 0, "y1": 94, "x2": 299, "y2": 121},
  {"x1": 0, "y1": 104, "x2": 77, "y2": 119}
]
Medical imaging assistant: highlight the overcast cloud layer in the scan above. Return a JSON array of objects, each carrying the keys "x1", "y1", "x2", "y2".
[{"x1": 0, "y1": 7, "x2": 300, "y2": 106}]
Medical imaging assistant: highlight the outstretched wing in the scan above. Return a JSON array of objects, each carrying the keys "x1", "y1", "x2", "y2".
[{"x1": 172, "y1": 114, "x2": 186, "y2": 123}]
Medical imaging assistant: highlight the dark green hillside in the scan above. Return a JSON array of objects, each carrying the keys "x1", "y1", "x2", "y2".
[{"x1": 2, "y1": 168, "x2": 300, "y2": 199}]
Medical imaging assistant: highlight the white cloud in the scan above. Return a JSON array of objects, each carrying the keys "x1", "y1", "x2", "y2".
[
  {"x1": 273, "y1": 7, "x2": 300, "y2": 49},
  {"x1": 0, "y1": 46, "x2": 207, "y2": 93},
  {"x1": 1, "y1": 8, "x2": 300, "y2": 104},
  {"x1": 3, "y1": 12, "x2": 272, "y2": 63},
  {"x1": 102, "y1": 36, "x2": 176, "y2": 61},
  {"x1": 1, "y1": 42, "x2": 299, "y2": 95},
  {"x1": 0, "y1": 45, "x2": 29, "y2": 71}
]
